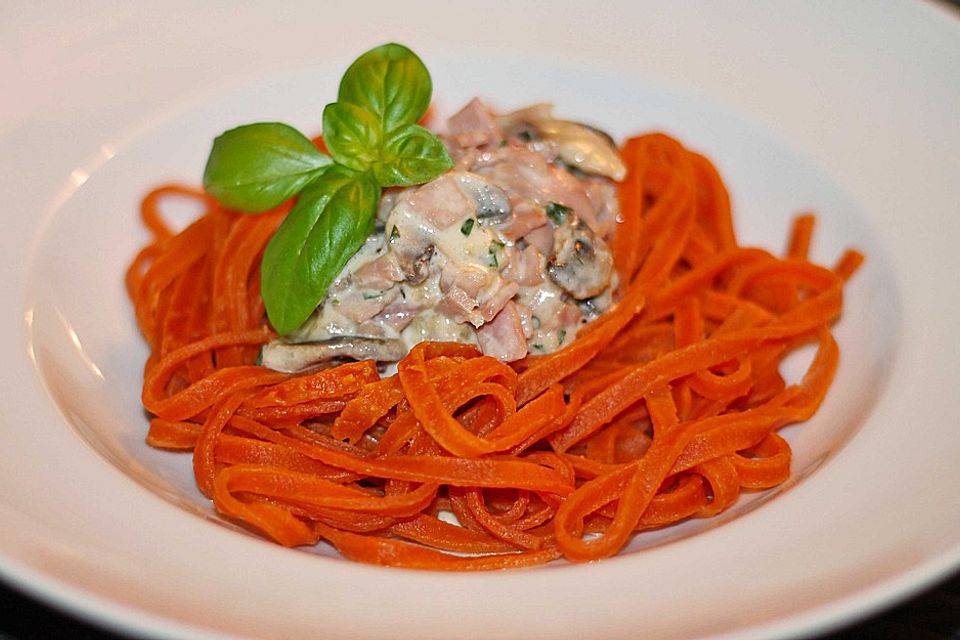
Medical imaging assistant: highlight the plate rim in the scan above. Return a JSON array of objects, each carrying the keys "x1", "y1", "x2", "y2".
[{"x1": 2, "y1": 2, "x2": 959, "y2": 639}]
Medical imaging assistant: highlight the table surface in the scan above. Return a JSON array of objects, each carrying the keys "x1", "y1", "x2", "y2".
[{"x1": 2, "y1": 1, "x2": 958, "y2": 638}]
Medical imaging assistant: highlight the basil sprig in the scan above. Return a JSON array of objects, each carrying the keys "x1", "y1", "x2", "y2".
[{"x1": 202, "y1": 43, "x2": 453, "y2": 335}]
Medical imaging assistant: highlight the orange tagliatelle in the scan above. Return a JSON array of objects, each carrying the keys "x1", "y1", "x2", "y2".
[{"x1": 127, "y1": 133, "x2": 862, "y2": 569}]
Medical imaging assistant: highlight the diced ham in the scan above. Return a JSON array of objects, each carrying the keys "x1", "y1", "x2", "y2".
[
  {"x1": 447, "y1": 98, "x2": 502, "y2": 148},
  {"x1": 549, "y1": 165, "x2": 602, "y2": 234},
  {"x1": 524, "y1": 224, "x2": 554, "y2": 256},
  {"x1": 439, "y1": 263, "x2": 490, "y2": 298},
  {"x1": 476, "y1": 301, "x2": 527, "y2": 362},
  {"x1": 586, "y1": 180, "x2": 619, "y2": 240},
  {"x1": 406, "y1": 175, "x2": 473, "y2": 229},
  {"x1": 353, "y1": 253, "x2": 404, "y2": 290},
  {"x1": 452, "y1": 148, "x2": 480, "y2": 171},
  {"x1": 337, "y1": 288, "x2": 400, "y2": 323},
  {"x1": 500, "y1": 199, "x2": 548, "y2": 241},
  {"x1": 558, "y1": 302, "x2": 582, "y2": 328},
  {"x1": 479, "y1": 279, "x2": 520, "y2": 322},
  {"x1": 476, "y1": 148, "x2": 599, "y2": 233},
  {"x1": 436, "y1": 286, "x2": 483, "y2": 327},
  {"x1": 502, "y1": 245, "x2": 544, "y2": 286},
  {"x1": 515, "y1": 302, "x2": 535, "y2": 339}
]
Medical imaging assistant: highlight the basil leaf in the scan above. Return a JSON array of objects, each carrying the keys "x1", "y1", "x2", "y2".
[
  {"x1": 374, "y1": 123, "x2": 454, "y2": 187},
  {"x1": 322, "y1": 102, "x2": 383, "y2": 172},
  {"x1": 338, "y1": 43, "x2": 431, "y2": 132},
  {"x1": 203, "y1": 123, "x2": 332, "y2": 213},
  {"x1": 260, "y1": 167, "x2": 379, "y2": 334}
]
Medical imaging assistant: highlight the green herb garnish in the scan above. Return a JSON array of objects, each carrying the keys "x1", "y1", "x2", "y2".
[
  {"x1": 202, "y1": 123, "x2": 332, "y2": 212},
  {"x1": 460, "y1": 218, "x2": 475, "y2": 236},
  {"x1": 558, "y1": 329, "x2": 567, "y2": 345},
  {"x1": 546, "y1": 202, "x2": 573, "y2": 225},
  {"x1": 202, "y1": 43, "x2": 453, "y2": 335},
  {"x1": 487, "y1": 240, "x2": 505, "y2": 268}
]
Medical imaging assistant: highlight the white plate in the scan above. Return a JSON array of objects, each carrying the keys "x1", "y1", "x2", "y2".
[{"x1": 2, "y1": 2, "x2": 958, "y2": 639}]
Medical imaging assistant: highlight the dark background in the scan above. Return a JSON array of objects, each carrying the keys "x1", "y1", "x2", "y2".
[
  {"x1": 2, "y1": 1, "x2": 958, "y2": 638},
  {"x1": 0, "y1": 565, "x2": 958, "y2": 638}
]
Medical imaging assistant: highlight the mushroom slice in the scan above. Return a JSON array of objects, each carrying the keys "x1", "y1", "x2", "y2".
[
  {"x1": 496, "y1": 103, "x2": 555, "y2": 133},
  {"x1": 533, "y1": 120, "x2": 626, "y2": 181},
  {"x1": 260, "y1": 337, "x2": 408, "y2": 373},
  {"x1": 453, "y1": 172, "x2": 512, "y2": 223},
  {"x1": 497, "y1": 104, "x2": 626, "y2": 180},
  {"x1": 396, "y1": 244, "x2": 434, "y2": 285},
  {"x1": 546, "y1": 215, "x2": 614, "y2": 300}
]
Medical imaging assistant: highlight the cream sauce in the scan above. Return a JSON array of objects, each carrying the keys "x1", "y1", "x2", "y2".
[{"x1": 280, "y1": 98, "x2": 622, "y2": 366}]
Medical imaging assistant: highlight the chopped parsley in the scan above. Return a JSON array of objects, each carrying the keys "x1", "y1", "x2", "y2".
[
  {"x1": 546, "y1": 202, "x2": 573, "y2": 225},
  {"x1": 558, "y1": 329, "x2": 567, "y2": 345},
  {"x1": 460, "y1": 218, "x2": 475, "y2": 236},
  {"x1": 389, "y1": 225, "x2": 400, "y2": 242},
  {"x1": 488, "y1": 240, "x2": 504, "y2": 268}
]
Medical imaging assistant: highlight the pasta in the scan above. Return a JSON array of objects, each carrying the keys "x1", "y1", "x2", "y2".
[{"x1": 127, "y1": 132, "x2": 862, "y2": 569}]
